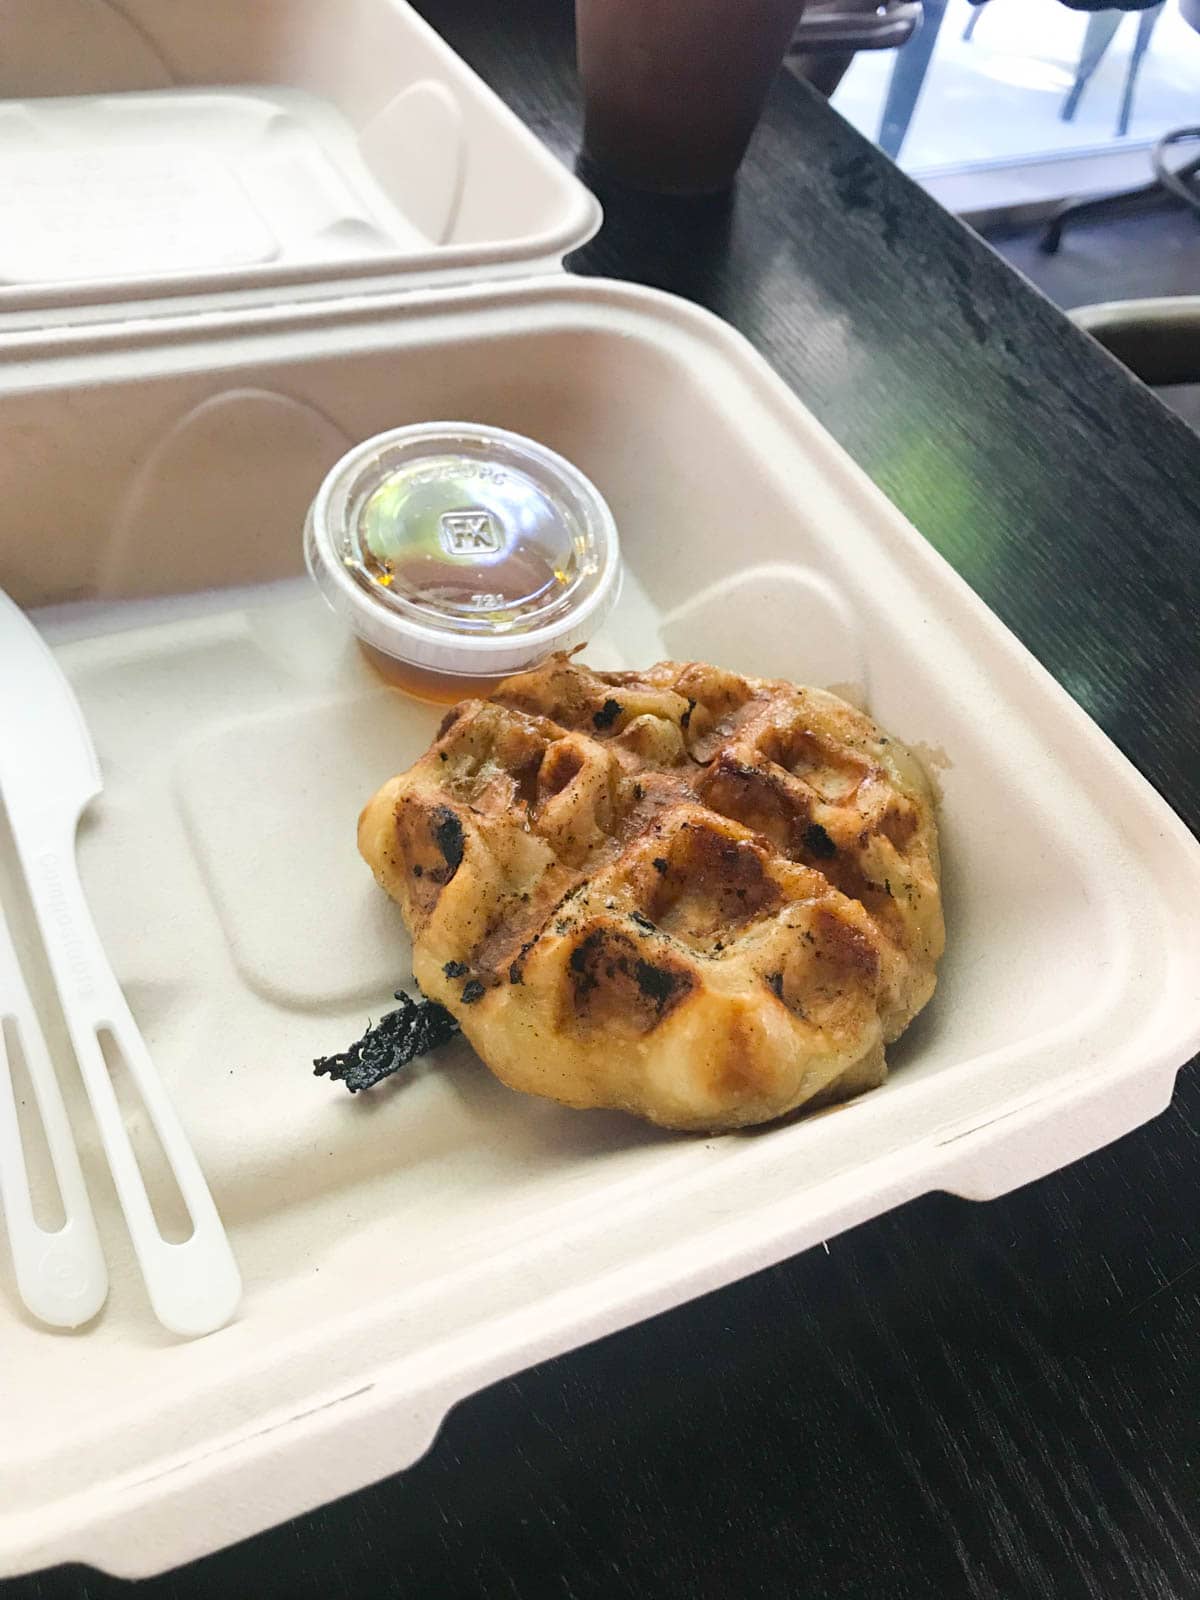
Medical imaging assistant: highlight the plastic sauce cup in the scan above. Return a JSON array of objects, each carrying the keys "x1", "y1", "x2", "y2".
[{"x1": 305, "y1": 422, "x2": 621, "y2": 697}]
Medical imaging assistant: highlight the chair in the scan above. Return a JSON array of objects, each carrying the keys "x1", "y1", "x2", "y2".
[
  {"x1": 1042, "y1": 124, "x2": 1200, "y2": 251},
  {"x1": 1061, "y1": 3, "x2": 1165, "y2": 136},
  {"x1": 883, "y1": 0, "x2": 1164, "y2": 163},
  {"x1": 786, "y1": 0, "x2": 924, "y2": 100},
  {"x1": 966, "y1": 0, "x2": 1164, "y2": 137},
  {"x1": 1042, "y1": 0, "x2": 1200, "y2": 251},
  {"x1": 1070, "y1": 296, "x2": 1200, "y2": 385}
]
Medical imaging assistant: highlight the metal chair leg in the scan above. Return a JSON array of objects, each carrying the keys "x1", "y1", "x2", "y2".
[
  {"x1": 1062, "y1": 9, "x2": 1122, "y2": 124},
  {"x1": 961, "y1": 1, "x2": 988, "y2": 42},
  {"x1": 1117, "y1": 3, "x2": 1164, "y2": 138},
  {"x1": 1040, "y1": 178, "x2": 1177, "y2": 254},
  {"x1": 876, "y1": 0, "x2": 947, "y2": 159},
  {"x1": 1041, "y1": 130, "x2": 1200, "y2": 254}
]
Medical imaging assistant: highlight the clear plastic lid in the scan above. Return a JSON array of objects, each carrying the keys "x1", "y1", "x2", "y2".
[{"x1": 305, "y1": 422, "x2": 621, "y2": 677}]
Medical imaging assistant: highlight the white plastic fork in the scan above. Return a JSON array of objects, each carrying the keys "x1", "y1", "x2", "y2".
[
  {"x1": 14, "y1": 828, "x2": 243, "y2": 1337},
  {"x1": 0, "y1": 589, "x2": 241, "y2": 1337},
  {"x1": 0, "y1": 895, "x2": 107, "y2": 1328}
]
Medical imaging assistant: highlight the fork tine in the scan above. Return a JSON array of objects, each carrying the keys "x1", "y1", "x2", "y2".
[{"x1": 0, "y1": 901, "x2": 107, "y2": 1329}]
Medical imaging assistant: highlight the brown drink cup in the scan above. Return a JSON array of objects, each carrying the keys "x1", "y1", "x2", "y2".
[{"x1": 576, "y1": 0, "x2": 804, "y2": 195}]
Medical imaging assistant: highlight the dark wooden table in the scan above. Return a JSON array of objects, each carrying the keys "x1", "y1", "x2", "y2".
[{"x1": 12, "y1": 4, "x2": 1200, "y2": 1597}]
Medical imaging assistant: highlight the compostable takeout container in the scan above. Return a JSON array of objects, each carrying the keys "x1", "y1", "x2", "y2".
[{"x1": 1, "y1": 0, "x2": 1199, "y2": 1582}]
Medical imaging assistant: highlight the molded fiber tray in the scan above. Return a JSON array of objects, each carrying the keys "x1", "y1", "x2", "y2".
[{"x1": 1, "y1": 278, "x2": 1198, "y2": 1577}]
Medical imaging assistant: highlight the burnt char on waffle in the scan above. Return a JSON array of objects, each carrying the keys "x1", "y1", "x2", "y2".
[{"x1": 358, "y1": 655, "x2": 944, "y2": 1131}]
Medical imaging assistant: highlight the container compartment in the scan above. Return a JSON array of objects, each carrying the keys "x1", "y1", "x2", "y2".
[{"x1": 1, "y1": 279, "x2": 1198, "y2": 1577}]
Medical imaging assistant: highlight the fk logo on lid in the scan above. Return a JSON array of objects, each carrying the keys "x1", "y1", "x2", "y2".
[{"x1": 440, "y1": 509, "x2": 502, "y2": 556}]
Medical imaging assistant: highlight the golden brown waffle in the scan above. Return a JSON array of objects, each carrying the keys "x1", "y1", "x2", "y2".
[{"x1": 358, "y1": 655, "x2": 944, "y2": 1131}]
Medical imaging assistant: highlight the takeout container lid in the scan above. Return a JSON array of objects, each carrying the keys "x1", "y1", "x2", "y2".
[{"x1": 0, "y1": 0, "x2": 600, "y2": 336}]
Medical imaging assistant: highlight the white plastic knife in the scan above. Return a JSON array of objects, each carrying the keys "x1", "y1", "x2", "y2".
[{"x1": 0, "y1": 590, "x2": 240, "y2": 1336}]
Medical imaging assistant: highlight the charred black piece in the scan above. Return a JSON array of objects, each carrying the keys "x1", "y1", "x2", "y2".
[{"x1": 314, "y1": 991, "x2": 459, "y2": 1093}]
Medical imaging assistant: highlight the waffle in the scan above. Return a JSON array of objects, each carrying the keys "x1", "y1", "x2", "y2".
[{"x1": 358, "y1": 655, "x2": 944, "y2": 1131}]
